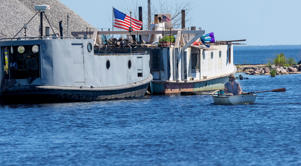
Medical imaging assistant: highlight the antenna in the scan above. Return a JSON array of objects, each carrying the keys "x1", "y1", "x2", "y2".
[
  {"x1": 34, "y1": 5, "x2": 50, "y2": 12},
  {"x1": 35, "y1": 5, "x2": 50, "y2": 37},
  {"x1": 13, "y1": 4, "x2": 56, "y2": 39}
]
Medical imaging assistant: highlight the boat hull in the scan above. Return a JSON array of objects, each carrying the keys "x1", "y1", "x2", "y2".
[
  {"x1": 0, "y1": 39, "x2": 152, "y2": 103},
  {"x1": 150, "y1": 75, "x2": 229, "y2": 95},
  {"x1": 212, "y1": 93, "x2": 256, "y2": 105},
  {"x1": 0, "y1": 75, "x2": 152, "y2": 103}
]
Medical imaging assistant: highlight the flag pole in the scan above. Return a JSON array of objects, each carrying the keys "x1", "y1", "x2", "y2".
[
  {"x1": 129, "y1": 11, "x2": 133, "y2": 33},
  {"x1": 112, "y1": 7, "x2": 114, "y2": 38},
  {"x1": 129, "y1": 11, "x2": 133, "y2": 54}
]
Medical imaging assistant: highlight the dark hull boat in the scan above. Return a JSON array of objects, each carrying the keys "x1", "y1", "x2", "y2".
[
  {"x1": 0, "y1": 5, "x2": 152, "y2": 104},
  {"x1": 0, "y1": 38, "x2": 152, "y2": 104}
]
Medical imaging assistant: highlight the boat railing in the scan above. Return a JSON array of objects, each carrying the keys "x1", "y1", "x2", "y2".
[
  {"x1": 0, "y1": 36, "x2": 85, "y2": 41},
  {"x1": 95, "y1": 52, "x2": 149, "y2": 56}
]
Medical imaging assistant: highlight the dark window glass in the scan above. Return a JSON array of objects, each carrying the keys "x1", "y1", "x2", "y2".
[
  {"x1": 106, "y1": 60, "x2": 110, "y2": 69},
  {"x1": 128, "y1": 60, "x2": 132, "y2": 69}
]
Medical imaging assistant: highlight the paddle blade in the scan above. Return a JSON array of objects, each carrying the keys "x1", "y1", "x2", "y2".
[{"x1": 271, "y1": 88, "x2": 286, "y2": 92}]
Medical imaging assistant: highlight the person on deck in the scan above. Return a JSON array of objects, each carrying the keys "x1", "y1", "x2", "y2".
[{"x1": 224, "y1": 74, "x2": 242, "y2": 95}]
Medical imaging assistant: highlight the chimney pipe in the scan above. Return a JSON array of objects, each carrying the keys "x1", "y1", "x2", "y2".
[
  {"x1": 45, "y1": 27, "x2": 50, "y2": 37},
  {"x1": 138, "y1": 6, "x2": 143, "y2": 42},
  {"x1": 59, "y1": 21, "x2": 63, "y2": 39},
  {"x1": 181, "y1": 10, "x2": 185, "y2": 29},
  {"x1": 139, "y1": 6, "x2": 143, "y2": 26},
  {"x1": 154, "y1": 14, "x2": 159, "y2": 24},
  {"x1": 67, "y1": 14, "x2": 70, "y2": 37}
]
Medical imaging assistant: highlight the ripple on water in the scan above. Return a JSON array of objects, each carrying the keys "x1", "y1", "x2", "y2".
[{"x1": 0, "y1": 74, "x2": 301, "y2": 165}]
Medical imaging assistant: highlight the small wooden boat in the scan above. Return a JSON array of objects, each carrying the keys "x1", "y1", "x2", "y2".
[
  {"x1": 211, "y1": 88, "x2": 286, "y2": 105},
  {"x1": 212, "y1": 93, "x2": 256, "y2": 105}
]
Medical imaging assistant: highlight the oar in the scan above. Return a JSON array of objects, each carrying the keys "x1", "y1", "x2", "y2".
[
  {"x1": 210, "y1": 90, "x2": 219, "y2": 95},
  {"x1": 253, "y1": 88, "x2": 286, "y2": 94}
]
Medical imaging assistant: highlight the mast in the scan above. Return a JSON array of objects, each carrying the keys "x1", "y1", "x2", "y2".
[
  {"x1": 147, "y1": 0, "x2": 151, "y2": 30},
  {"x1": 40, "y1": 11, "x2": 44, "y2": 37}
]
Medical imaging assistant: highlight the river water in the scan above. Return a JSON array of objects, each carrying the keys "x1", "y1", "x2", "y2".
[{"x1": 0, "y1": 73, "x2": 301, "y2": 165}]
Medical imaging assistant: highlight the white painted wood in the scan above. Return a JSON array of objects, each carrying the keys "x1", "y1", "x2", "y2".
[{"x1": 212, "y1": 94, "x2": 257, "y2": 105}]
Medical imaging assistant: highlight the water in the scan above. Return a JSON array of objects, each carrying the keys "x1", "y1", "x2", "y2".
[
  {"x1": 234, "y1": 45, "x2": 301, "y2": 64},
  {"x1": 1, "y1": 73, "x2": 301, "y2": 165}
]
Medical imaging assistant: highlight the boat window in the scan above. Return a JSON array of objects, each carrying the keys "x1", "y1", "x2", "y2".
[
  {"x1": 106, "y1": 60, "x2": 110, "y2": 69},
  {"x1": 219, "y1": 51, "x2": 222, "y2": 58},
  {"x1": 203, "y1": 51, "x2": 206, "y2": 60},
  {"x1": 128, "y1": 60, "x2": 132, "y2": 69},
  {"x1": 2, "y1": 45, "x2": 40, "y2": 79},
  {"x1": 211, "y1": 52, "x2": 214, "y2": 59},
  {"x1": 87, "y1": 43, "x2": 93, "y2": 52},
  {"x1": 227, "y1": 44, "x2": 232, "y2": 64}
]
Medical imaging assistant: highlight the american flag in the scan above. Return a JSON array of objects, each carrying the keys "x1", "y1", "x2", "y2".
[
  {"x1": 162, "y1": 15, "x2": 171, "y2": 22},
  {"x1": 113, "y1": 8, "x2": 142, "y2": 31}
]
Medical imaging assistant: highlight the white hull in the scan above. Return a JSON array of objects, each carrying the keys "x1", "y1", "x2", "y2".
[{"x1": 212, "y1": 94, "x2": 256, "y2": 105}]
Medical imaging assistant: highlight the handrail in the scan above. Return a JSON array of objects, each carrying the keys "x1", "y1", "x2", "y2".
[{"x1": 0, "y1": 36, "x2": 82, "y2": 41}]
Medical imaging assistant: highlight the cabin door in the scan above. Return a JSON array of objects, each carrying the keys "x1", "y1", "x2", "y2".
[
  {"x1": 71, "y1": 43, "x2": 85, "y2": 83},
  {"x1": 137, "y1": 56, "x2": 143, "y2": 77}
]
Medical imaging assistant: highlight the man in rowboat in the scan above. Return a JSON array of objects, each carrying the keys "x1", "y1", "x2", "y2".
[{"x1": 224, "y1": 74, "x2": 242, "y2": 95}]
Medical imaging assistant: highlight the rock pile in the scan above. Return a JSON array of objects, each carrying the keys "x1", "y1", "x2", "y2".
[
  {"x1": 0, "y1": 0, "x2": 95, "y2": 38},
  {"x1": 237, "y1": 64, "x2": 301, "y2": 75}
]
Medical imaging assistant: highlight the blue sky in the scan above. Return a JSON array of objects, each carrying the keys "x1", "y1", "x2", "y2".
[{"x1": 60, "y1": 0, "x2": 301, "y2": 45}]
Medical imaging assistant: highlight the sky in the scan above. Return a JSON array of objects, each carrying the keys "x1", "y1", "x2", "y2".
[{"x1": 59, "y1": 0, "x2": 301, "y2": 45}]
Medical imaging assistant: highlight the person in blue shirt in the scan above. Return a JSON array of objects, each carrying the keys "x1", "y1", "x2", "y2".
[{"x1": 224, "y1": 74, "x2": 242, "y2": 95}]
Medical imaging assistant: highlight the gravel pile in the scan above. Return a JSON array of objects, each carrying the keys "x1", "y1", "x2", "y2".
[{"x1": 0, "y1": 0, "x2": 95, "y2": 38}]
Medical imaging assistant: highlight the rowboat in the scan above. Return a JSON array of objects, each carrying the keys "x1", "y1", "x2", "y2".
[{"x1": 212, "y1": 93, "x2": 256, "y2": 105}]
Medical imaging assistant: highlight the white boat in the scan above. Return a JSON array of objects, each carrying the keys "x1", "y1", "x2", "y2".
[{"x1": 212, "y1": 93, "x2": 256, "y2": 105}]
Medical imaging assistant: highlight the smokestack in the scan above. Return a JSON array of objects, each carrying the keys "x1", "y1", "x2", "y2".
[
  {"x1": 181, "y1": 9, "x2": 185, "y2": 29},
  {"x1": 139, "y1": 6, "x2": 143, "y2": 29},
  {"x1": 154, "y1": 14, "x2": 159, "y2": 24},
  {"x1": 59, "y1": 21, "x2": 63, "y2": 39},
  {"x1": 45, "y1": 27, "x2": 50, "y2": 37},
  {"x1": 139, "y1": 6, "x2": 143, "y2": 42},
  {"x1": 148, "y1": 0, "x2": 151, "y2": 30},
  {"x1": 67, "y1": 14, "x2": 70, "y2": 37}
]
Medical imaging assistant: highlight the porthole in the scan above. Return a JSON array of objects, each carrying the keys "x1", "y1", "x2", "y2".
[
  {"x1": 17, "y1": 46, "x2": 25, "y2": 54},
  {"x1": 106, "y1": 60, "x2": 110, "y2": 69},
  {"x1": 87, "y1": 42, "x2": 93, "y2": 52},
  {"x1": 128, "y1": 60, "x2": 132, "y2": 69},
  {"x1": 32, "y1": 45, "x2": 39, "y2": 54}
]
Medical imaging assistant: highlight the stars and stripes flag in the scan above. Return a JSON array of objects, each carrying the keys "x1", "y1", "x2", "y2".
[
  {"x1": 162, "y1": 15, "x2": 171, "y2": 22},
  {"x1": 113, "y1": 8, "x2": 142, "y2": 31}
]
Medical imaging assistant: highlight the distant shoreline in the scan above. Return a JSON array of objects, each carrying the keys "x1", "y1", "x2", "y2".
[
  {"x1": 236, "y1": 64, "x2": 301, "y2": 75},
  {"x1": 234, "y1": 45, "x2": 301, "y2": 47}
]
